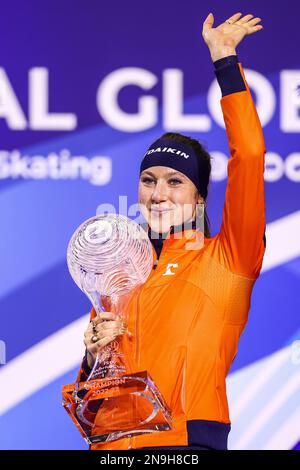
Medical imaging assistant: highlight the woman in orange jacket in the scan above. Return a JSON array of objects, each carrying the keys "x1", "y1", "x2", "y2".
[{"x1": 78, "y1": 11, "x2": 266, "y2": 450}]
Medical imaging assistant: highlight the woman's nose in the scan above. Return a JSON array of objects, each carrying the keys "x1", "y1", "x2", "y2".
[{"x1": 151, "y1": 182, "x2": 168, "y2": 203}]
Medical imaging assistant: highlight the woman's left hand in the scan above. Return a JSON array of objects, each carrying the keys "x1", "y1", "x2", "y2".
[{"x1": 202, "y1": 12, "x2": 263, "y2": 62}]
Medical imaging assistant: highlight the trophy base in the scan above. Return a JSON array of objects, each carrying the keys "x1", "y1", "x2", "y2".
[{"x1": 62, "y1": 370, "x2": 173, "y2": 445}]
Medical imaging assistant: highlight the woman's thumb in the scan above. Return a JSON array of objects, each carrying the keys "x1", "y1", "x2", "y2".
[{"x1": 203, "y1": 12, "x2": 214, "y2": 32}]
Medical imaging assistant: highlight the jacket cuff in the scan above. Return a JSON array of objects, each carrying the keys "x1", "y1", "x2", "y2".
[
  {"x1": 213, "y1": 55, "x2": 247, "y2": 97},
  {"x1": 213, "y1": 54, "x2": 239, "y2": 70}
]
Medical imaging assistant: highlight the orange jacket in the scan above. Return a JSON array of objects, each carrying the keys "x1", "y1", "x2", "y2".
[{"x1": 77, "y1": 62, "x2": 266, "y2": 450}]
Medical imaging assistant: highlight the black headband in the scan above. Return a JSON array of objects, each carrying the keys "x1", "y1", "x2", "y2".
[{"x1": 139, "y1": 138, "x2": 209, "y2": 199}]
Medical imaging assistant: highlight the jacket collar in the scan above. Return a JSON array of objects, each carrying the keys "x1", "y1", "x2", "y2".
[{"x1": 142, "y1": 219, "x2": 204, "y2": 262}]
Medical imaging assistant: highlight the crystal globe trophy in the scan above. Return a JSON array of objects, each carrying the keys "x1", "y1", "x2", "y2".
[{"x1": 62, "y1": 214, "x2": 172, "y2": 445}]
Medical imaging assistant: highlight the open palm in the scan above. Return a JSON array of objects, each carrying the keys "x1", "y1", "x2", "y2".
[{"x1": 202, "y1": 12, "x2": 263, "y2": 50}]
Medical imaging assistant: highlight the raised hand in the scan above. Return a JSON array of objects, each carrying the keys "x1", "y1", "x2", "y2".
[{"x1": 202, "y1": 12, "x2": 263, "y2": 62}]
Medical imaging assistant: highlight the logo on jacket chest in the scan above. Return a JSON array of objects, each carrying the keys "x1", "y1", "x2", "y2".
[{"x1": 162, "y1": 263, "x2": 179, "y2": 276}]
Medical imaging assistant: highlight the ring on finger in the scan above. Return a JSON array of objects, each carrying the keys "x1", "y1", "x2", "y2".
[
  {"x1": 226, "y1": 20, "x2": 240, "y2": 24},
  {"x1": 91, "y1": 321, "x2": 98, "y2": 334},
  {"x1": 91, "y1": 334, "x2": 99, "y2": 343}
]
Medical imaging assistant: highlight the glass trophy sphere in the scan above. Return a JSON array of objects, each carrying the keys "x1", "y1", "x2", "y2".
[
  {"x1": 67, "y1": 214, "x2": 153, "y2": 302},
  {"x1": 62, "y1": 214, "x2": 173, "y2": 445}
]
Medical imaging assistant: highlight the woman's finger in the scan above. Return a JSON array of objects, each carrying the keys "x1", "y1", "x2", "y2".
[
  {"x1": 202, "y1": 12, "x2": 214, "y2": 33},
  {"x1": 237, "y1": 14, "x2": 254, "y2": 24},
  {"x1": 225, "y1": 12, "x2": 242, "y2": 23},
  {"x1": 246, "y1": 17, "x2": 262, "y2": 27},
  {"x1": 99, "y1": 324, "x2": 127, "y2": 338},
  {"x1": 90, "y1": 312, "x2": 116, "y2": 325},
  {"x1": 86, "y1": 324, "x2": 126, "y2": 342},
  {"x1": 85, "y1": 334, "x2": 117, "y2": 354},
  {"x1": 247, "y1": 25, "x2": 263, "y2": 34},
  {"x1": 85, "y1": 320, "x2": 123, "y2": 337},
  {"x1": 99, "y1": 319, "x2": 125, "y2": 331},
  {"x1": 96, "y1": 335, "x2": 119, "y2": 350}
]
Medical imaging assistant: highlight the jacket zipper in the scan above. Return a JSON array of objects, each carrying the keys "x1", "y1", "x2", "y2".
[
  {"x1": 128, "y1": 238, "x2": 168, "y2": 450},
  {"x1": 135, "y1": 285, "x2": 143, "y2": 371},
  {"x1": 129, "y1": 254, "x2": 158, "y2": 450}
]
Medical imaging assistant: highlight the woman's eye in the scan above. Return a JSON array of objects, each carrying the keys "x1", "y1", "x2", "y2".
[
  {"x1": 169, "y1": 178, "x2": 182, "y2": 185},
  {"x1": 141, "y1": 177, "x2": 154, "y2": 184}
]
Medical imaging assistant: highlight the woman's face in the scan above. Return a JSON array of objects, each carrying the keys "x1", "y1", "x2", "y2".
[{"x1": 138, "y1": 166, "x2": 203, "y2": 234}]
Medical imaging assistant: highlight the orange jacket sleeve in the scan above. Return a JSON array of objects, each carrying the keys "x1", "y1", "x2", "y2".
[{"x1": 218, "y1": 62, "x2": 266, "y2": 279}]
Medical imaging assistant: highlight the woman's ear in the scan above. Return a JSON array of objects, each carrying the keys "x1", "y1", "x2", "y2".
[{"x1": 196, "y1": 193, "x2": 204, "y2": 204}]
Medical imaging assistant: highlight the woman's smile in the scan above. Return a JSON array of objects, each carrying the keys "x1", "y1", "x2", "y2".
[{"x1": 150, "y1": 207, "x2": 173, "y2": 215}]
